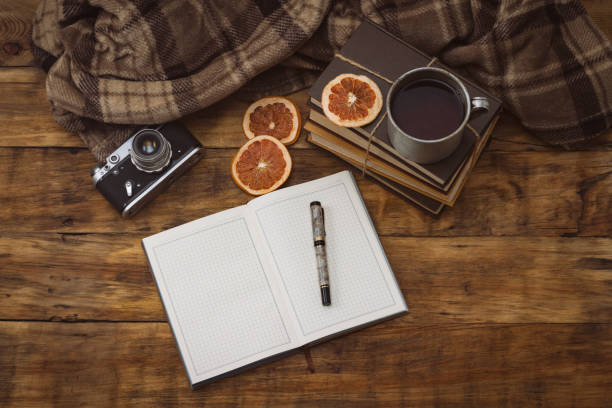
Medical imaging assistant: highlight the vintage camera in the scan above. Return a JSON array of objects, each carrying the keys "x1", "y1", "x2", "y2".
[{"x1": 91, "y1": 122, "x2": 203, "y2": 217}]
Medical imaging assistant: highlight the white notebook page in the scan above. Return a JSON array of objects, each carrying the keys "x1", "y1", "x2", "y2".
[
  {"x1": 143, "y1": 171, "x2": 407, "y2": 386},
  {"x1": 143, "y1": 206, "x2": 300, "y2": 386},
  {"x1": 248, "y1": 171, "x2": 407, "y2": 343}
]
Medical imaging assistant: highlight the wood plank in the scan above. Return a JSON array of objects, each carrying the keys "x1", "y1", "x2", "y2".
[
  {"x1": 0, "y1": 321, "x2": 609, "y2": 407},
  {"x1": 0, "y1": 66, "x2": 44, "y2": 83},
  {"x1": 0, "y1": 0, "x2": 38, "y2": 67},
  {"x1": 1, "y1": 233, "x2": 610, "y2": 323},
  {"x1": 0, "y1": 147, "x2": 609, "y2": 236},
  {"x1": 0, "y1": 232, "x2": 160, "y2": 322},
  {"x1": 0, "y1": 80, "x2": 83, "y2": 148},
  {"x1": 1, "y1": 74, "x2": 610, "y2": 151}
]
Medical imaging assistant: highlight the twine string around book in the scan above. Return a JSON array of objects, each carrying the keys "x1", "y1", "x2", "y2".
[{"x1": 334, "y1": 53, "x2": 481, "y2": 175}]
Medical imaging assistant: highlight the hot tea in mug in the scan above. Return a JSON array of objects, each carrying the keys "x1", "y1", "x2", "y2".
[
  {"x1": 386, "y1": 67, "x2": 489, "y2": 164},
  {"x1": 390, "y1": 80, "x2": 464, "y2": 141}
]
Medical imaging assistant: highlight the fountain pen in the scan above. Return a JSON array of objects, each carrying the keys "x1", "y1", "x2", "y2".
[{"x1": 310, "y1": 201, "x2": 331, "y2": 306}]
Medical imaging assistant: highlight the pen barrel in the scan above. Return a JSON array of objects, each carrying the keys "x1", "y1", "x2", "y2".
[
  {"x1": 314, "y1": 244, "x2": 329, "y2": 287},
  {"x1": 310, "y1": 203, "x2": 325, "y2": 241}
]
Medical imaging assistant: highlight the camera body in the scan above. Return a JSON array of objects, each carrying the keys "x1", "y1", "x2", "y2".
[{"x1": 91, "y1": 122, "x2": 203, "y2": 217}]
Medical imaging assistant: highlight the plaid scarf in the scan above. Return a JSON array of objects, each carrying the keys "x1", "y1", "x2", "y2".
[{"x1": 32, "y1": 0, "x2": 612, "y2": 161}]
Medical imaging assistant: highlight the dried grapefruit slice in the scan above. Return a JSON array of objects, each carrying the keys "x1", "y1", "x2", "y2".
[
  {"x1": 231, "y1": 135, "x2": 292, "y2": 196},
  {"x1": 242, "y1": 96, "x2": 301, "y2": 145},
  {"x1": 321, "y1": 73, "x2": 383, "y2": 127}
]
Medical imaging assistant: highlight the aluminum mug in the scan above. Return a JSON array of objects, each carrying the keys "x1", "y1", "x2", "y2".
[{"x1": 386, "y1": 67, "x2": 489, "y2": 164}]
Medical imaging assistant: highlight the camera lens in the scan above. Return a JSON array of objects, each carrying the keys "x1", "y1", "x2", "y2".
[
  {"x1": 130, "y1": 129, "x2": 172, "y2": 173},
  {"x1": 136, "y1": 138, "x2": 159, "y2": 155}
]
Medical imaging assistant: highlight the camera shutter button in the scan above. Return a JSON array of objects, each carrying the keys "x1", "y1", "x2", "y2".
[
  {"x1": 109, "y1": 154, "x2": 119, "y2": 164},
  {"x1": 125, "y1": 180, "x2": 133, "y2": 197}
]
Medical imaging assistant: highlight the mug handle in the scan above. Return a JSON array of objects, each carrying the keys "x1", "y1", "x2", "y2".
[{"x1": 470, "y1": 96, "x2": 489, "y2": 115}]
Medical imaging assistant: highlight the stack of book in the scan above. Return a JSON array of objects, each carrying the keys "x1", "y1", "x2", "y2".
[{"x1": 305, "y1": 21, "x2": 502, "y2": 214}]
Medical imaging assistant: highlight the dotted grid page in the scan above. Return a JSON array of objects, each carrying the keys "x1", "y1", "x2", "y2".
[
  {"x1": 251, "y1": 172, "x2": 403, "y2": 340},
  {"x1": 144, "y1": 210, "x2": 293, "y2": 384}
]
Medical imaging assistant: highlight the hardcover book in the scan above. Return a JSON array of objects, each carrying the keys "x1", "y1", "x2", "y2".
[
  {"x1": 308, "y1": 130, "x2": 445, "y2": 215},
  {"x1": 142, "y1": 171, "x2": 408, "y2": 388},
  {"x1": 306, "y1": 20, "x2": 503, "y2": 212},
  {"x1": 308, "y1": 107, "x2": 470, "y2": 191},
  {"x1": 305, "y1": 116, "x2": 500, "y2": 206}
]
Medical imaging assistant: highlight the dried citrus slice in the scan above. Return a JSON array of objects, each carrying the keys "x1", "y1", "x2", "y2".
[
  {"x1": 231, "y1": 135, "x2": 292, "y2": 196},
  {"x1": 242, "y1": 96, "x2": 302, "y2": 145},
  {"x1": 321, "y1": 73, "x2": 383, "y2": 127}
]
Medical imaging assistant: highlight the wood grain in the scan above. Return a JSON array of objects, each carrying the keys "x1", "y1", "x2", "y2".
[
  {"x1": 1, "y1": 233, "x2": 610, "y2": 323},
  {"x1": 0, "y1": 321, "x2": 610, "y2": 407},
  {"x1": 0, "y1": 0, "x2": 38, "y2": 67},
  {"x1": 1, "y1": 1, "x2": 611, "y2": 406},
  {"x1": 0, "y1": 147, "x2": 609, "y2": 237},
  {"x1": 0, "y1": 66, "x2": 43, "y2": 83},
  {"x1": 0, "y1": 81, "x2": 83, "y2": 148}
]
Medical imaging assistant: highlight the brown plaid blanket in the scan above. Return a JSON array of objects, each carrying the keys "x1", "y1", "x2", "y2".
[{"x1": 32, "y1": 0, "x2": 612, "y2": 161}]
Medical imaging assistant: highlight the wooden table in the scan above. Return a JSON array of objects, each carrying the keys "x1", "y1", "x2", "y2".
[{"x1": 1, "y1": 1, "x2": 611, "y2": 406}]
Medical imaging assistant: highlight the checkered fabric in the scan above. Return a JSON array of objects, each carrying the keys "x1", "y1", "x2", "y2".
[{"x1": 32, "y1": 0, "x2": 612, "y2": 160}]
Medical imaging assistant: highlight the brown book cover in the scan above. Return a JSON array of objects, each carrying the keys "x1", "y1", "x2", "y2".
[
  {"x1": 306, "y1": 122, "x2": 460, "y2": 204},
  {"x1": 305, "y1": 114, "x2": 500, "y2": 206},
  {"x1": 308, "y1": 108, "x2": 466, "y2": 192},
  {"x1": 366, "y1": 172, "x2": 444, "y2": 215},
  {"x1": 306, "y1": 131, "x2": 444, "y2": 215},
  {"x1": 308, "y1": 20, "x2": 502, "y2": 185}
]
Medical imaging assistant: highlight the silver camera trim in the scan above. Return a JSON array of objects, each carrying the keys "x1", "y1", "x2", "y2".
[
  {"x1": 91, "y1": 125, "x2": 163, "y2": 186},
  {"x1": 121, "y1": 147, "x2": 202, "y2": 217}
]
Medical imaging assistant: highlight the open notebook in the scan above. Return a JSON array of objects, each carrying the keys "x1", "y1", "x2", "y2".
[{"x1": 142, "y1": 171, "x2": 408, "y2": 388}]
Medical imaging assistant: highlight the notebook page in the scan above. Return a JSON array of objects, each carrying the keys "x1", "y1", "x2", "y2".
[
  {"x1": 142, "y1": 206, "x2": 300, "y2": 386},
  {"x1": 248, "y1": 171, "x2": 407, "y2": 344}
]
